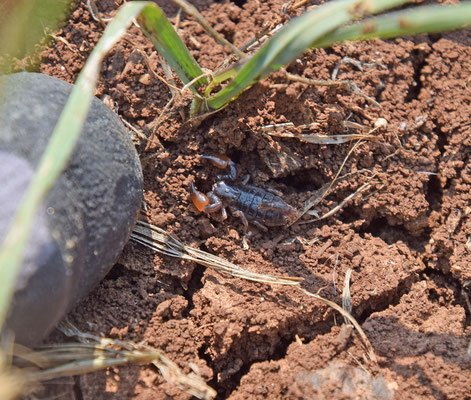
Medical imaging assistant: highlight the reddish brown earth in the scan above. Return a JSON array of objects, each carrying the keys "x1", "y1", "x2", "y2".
[{"x1": 32, "y1": 0, "x2": 471, "y2": 398}]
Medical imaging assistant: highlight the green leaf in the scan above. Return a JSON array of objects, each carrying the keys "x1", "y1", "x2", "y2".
[
  {"x1": 137, "y1": 4, "x2": 207, "y2": 93},
  {"x1": 313, "y1": 3, "x2": 471, "y2": 47},
  {"x1": 206, "y1": 0, "x2": 411, "y2": 110}
]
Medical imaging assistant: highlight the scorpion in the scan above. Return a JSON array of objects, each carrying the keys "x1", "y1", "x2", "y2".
[{"x1": 190, "y1": 154, "x2": 299, "y2": 231}]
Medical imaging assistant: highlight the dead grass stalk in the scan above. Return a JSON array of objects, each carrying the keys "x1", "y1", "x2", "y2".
[{"x1": 131, "y1": 222, "x2": 377, "y2": 362}]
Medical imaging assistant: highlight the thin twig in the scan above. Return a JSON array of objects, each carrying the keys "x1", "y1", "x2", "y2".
[
  {"x1": 301, "y1": 180, "x2": 373, "y2": 223},
  {"x1": 170, "y1": 0, "x2": 245, "y2": 58},
  {"x1": 266, "y1": 130, "x2": 375, "y2": 144},
  {"x1": 132, "y1": 49, "x2": 181, "y2": 92},
  {"x1": 346, "y1": 350, "x2": 371, "y2": 376},
  {"x1": 289, "y1": 139, "x2": 367, "y2": 226},
  {"x1": 286, "y1": 72, "x2": 381, "y2": 108},
  {"x1": 86, "y1": 0, "x2": 112, "y2": 26}
]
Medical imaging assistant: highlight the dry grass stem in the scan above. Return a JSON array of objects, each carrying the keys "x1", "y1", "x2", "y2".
[
  {"x1": 331, "y1": 57, "x2": 374, "y2": 80},
  {"x1": 342, "y1": 268, "x2": 353, "y2": 326},
  {"x1": 121, "y1": 118, "x2": 150, "y2": 142},
  {"x1": 287, "y1": 72, "x2": 349, "y2": 87},
  {"x1": 346, "y1": 350, "x2": 370, "y2": 376},
  {"x1": 131, "y1": 223, "x2": 377, "y2": 362},
  {"x1": 343, "y1": 120, "x2": 368, "y2": 132},
  {"x1": 86, "y1": 0, "x2": 112, "y2": 25},
  {"x1": 144, "y1": 53, "x2": 182, "y2": 149},
  {"x1": 131, "y1": 221, "x2": 303, "y2": 285},
  {"x1": 47, "y1": 32, "x2": 82, "y2": 57},
  {"x1": 291, "y1": 0, "x2": 312, "y2": 10},
  {"x1": 297, "y1": 287, "x2": 376, "y2": 362},
  {"x1": 332, "y1": 253, "x2": 340, "y2": 295},
  {"x1": 301, "y1": 180, "x2": 373, "y2": 224},
  {"x1": 181, "y1": 72, "x2": 211, "y2": 97},
  {"x1": 243, "y1": 24, "x2": 284, "y2": 53},
  {"x1": 266, "y1": 130, "x2": 375, "y2": 144},
  {"x1": 0, "y1": 354, "x2": 24, "y2": 400},
  {"x1": 12, "y1": 324, "x2": 216, "y2": 400},
  {"x1": 261, "y1": 122, "x2": 298, "y2": 131},
  {"x1": 133, "y1": 49, "x2": 181, "y2": 93},
  {"x1": 286, "y1": 72, "x2": 381, "y2": 108},
  {"x1": 262, "y1": 120, "x2": 377, "y2": 144},
  {"x1": 187, "y1": 104, "x2": 228, "y2": 128},
  {"x1": 294, "y1": 138, "x2": 368, "y2": 224},
  {"x1": 170, "y1": 0, "x2": 244, "y2": 58}
]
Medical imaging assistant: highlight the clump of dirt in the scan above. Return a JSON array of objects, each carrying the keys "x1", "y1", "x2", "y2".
[{"x1": 32, "y1": 0, "x2": 471, "y2": 398}]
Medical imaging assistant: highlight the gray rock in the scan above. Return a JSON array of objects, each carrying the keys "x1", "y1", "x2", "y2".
[{"x1": 0, "y1": 72, "x2": 143, "y2": 345}]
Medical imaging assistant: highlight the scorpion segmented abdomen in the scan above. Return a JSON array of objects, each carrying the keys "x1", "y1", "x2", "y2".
[
  {"x1": 236, "y1": 186, "x2": 284, "y2": 225},
  {"x1": 234, "y1": 186, "x2": 259, "y2": 219}
]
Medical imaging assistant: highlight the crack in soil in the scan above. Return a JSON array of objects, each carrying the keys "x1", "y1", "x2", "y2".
[
  {"x1": 221, "y1": 270, "x2": 420, "y2": 400},
  {"x1": 181, "y1": 263, "x2": 206, "y2": 319},
  {"x1": 358, "y1": 216, "x2": 430, "y2": 253},
  {"x1": 425, "y1": 172, "x2": 443, "y2": 212},
  {"x1": 200, "y1": 269, "x2": 418, "y2": 399},
  {"x1": 434, "y1": 120, "x2": 449, "y2": 156},
  {"x1": 422, "y1": 267, "x2": 471, "y2": 321},
  {"x1": 73, "y1": 376, "x2": 84, "y2": 400},
  {"x1": 209, "y1": 319, "x2": 334, "y2": 399},
  {"x1": 356, "y1": 274, "x2": 419, "y2": 323},
  {"x1": 405, "y1": 48, "x2": 427, "y2": 103}
]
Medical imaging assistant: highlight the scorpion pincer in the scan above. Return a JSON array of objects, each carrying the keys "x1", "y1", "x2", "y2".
[{"x1": 190, "y1": 154, "x2": 299, "y2": 231}]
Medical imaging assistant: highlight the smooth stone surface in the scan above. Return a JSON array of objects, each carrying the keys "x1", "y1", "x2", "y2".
[{"x1": 0, "y1": 72, "x2": 143, "y2": 345}]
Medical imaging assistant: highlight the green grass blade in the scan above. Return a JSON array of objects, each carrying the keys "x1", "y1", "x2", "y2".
[
  {"x1": 206, "y1": 0, "x2": 411, "y2": 110},
  {"x1": 313, "y1": 3, "x2": 471, "y2": 47},
  {"x1": 0, "y1": 1, "x2": 152, "y2": 330},
  {"x1": 138, "y1": 4, "x2": 207, "y2": 92}
]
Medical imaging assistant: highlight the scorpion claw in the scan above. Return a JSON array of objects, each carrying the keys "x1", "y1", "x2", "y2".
[
  {"x1": 190, "y1": 182, "x2": 209, "y2": 212},
  {"x1": 199, "y1": 154, "x2": 237, "y2": 180},
  {"x1": 198, "y1": 154, "x2": 230, "y2": 168},
  {"x1": 190, "y1": 182, "x2": 224, "y2": 215}
]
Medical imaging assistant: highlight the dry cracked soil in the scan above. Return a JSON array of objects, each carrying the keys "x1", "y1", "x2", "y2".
[{"x1": 19, "y1": 0, "x2": 471, "y2": 398}]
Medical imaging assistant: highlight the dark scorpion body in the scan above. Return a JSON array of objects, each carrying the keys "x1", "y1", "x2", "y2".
[{"x1": 190, "y1": 154, "x2": 299, "y2": 231}]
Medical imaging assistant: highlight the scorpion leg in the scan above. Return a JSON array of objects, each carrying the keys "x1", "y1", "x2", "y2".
[
  {"x1": 230, "y1": 208, "x2": 249, "y2": 231},
  {"x1": 241, "y1": 174, "x2": 250, "y2": 185},
  {"x1": 199, "y1": 154, "x2": 237, "y2": 180},
  {"x1": 252, "y1": 220, "x2": 268, "y2": 232},
  {"x1": 221, "y1": 207, "x2": 228, "y2": 220},
  {"x1": 208, "y1": 192, "x2": 227, "y2": 220},
  {"x1": 265, "y1": 187, "x2": 284, "y2": 197}
]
